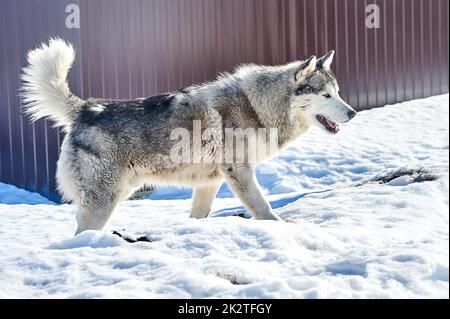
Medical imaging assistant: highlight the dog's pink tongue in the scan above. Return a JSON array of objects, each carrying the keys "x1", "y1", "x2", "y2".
[{"x1": 325, "y1": 118, "x2": 340, "y2": 133}]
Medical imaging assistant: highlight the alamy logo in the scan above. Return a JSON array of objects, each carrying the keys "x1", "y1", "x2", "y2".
[
  {"x1": 170, "y1": 121, "x2": 279, "y2": 164},
  {"x1": 65, "y1": 4, "x2": 80, "y2": 29},
  {"x1": 365, "y1": 4, "x2": 381, "y2": 29}
]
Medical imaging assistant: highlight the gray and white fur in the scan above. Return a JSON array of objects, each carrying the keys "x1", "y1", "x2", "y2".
[{"x1": 21, "y1": 38, "x2": 356, "y2": 234}]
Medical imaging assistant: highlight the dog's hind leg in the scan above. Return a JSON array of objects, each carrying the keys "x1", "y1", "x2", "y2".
[
  {"x1": 190, "y1": 181, "x2": 223, "y2": 218},
  {"x1": 75, "y1": 184, "x2": 122, "y2": 235}
]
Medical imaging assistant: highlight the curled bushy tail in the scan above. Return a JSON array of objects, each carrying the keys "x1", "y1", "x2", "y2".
[{"x1": 21, "y1": 38, "x2": 84, "y2": 131}]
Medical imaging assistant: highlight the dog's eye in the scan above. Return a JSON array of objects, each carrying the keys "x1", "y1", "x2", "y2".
[{"x1": 323, "y1": 93, "x2": 331, "y2": 98}]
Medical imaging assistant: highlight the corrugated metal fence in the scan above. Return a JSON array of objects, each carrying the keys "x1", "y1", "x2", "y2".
[
  {"x1": 0, "y1": 0, "x2": 448, "y2": 201},
  {"x1": 0, "y1": 0, "x2": 82, "y2": 201}
]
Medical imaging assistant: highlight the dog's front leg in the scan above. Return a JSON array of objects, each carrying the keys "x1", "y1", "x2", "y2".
[
  {"x1": 191, "y1": 181, "x2": 223, "y2": 218},
  {"x1": 222, "y1": 164, "x2": 282, "y2": 221}
]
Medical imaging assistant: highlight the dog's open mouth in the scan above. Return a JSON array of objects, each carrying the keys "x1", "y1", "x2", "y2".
[{"x1": 316, "y1": 114, "x2": 339, "y2": 133}]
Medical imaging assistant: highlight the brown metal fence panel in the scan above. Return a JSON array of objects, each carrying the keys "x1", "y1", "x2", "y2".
[
  {"x1": 0, "y1": 0, "x2": 448, "y2": 201},
  {"x1": 79, "y1": 0, "x2": 448, "y2": 107},
  {"x1": 0, "y1": 0, "x2": 83, "y2": 201}
]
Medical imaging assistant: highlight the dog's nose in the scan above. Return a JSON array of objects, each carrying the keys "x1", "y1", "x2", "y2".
[{"x1": 347, "y1": 110, "x2": 357, "y2": 120}]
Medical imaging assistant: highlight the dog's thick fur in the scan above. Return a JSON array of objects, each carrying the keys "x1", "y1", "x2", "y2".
[{"x1": 21, "y1": 38, "x2": 356, "y2": 234}]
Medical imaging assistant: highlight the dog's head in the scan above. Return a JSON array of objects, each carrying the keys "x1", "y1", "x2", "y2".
[{"x1": 289, "y1": 51, "x2": 356, "y2": 134}]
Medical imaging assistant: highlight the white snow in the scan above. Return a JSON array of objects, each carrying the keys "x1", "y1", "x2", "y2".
[{"x1": 0, "y1": 94, "x2": 448, "y2": 298}]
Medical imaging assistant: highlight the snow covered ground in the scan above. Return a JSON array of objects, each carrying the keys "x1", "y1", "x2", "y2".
[{"x1": 0, "y1": 94, "x2": 448, "y2": 298}]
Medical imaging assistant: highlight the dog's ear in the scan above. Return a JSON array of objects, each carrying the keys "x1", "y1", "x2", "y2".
[
  {"x1": 293, "y1": 55, "x2": 316, "y2": 83},
  {"x1": 316, "y1": 50, "x2": 335, "y2": 70}
]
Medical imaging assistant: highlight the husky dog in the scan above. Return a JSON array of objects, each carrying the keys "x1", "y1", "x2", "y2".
[{"x1": 21, "y1": 38, "x2": 356, "y2": 234}]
